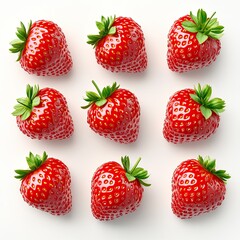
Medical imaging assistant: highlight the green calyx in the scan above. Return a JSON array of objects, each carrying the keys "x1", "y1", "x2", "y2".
[
  {"x1": 81, "y1": 80, "x2": 119, "y2": 109},
  {"x1": 15, "y1": 152, "x2": 48, "y2": 180},
  {"x1": 87, "y1": 15, "x2": 116, "y2": 48},
  {"x1": 121, "y1": 156, "x2": 151, "y2": 187},
  {"x1": 182, "y1": 9, "x2": 224, "y2": 44},
  {"x1": 190, "y1": 83, "x2": 225, "y2": 120},
  {"x1": 12, "y1": 84, "x2": 41, "y2": 120},
  {"x1": 198, "y1": 155, "x2": 230, "y2": 183},
  {"x1": 9, "y1": 20, "x2": 32, "y2": 61}
]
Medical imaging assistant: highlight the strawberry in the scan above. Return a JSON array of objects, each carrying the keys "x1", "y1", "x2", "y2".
[
  {"x1": 12, "y1": 84, "x2": 74, "y2": 140},
  {"x1": 87, "y1": 16, "x2": 147, "y2": 73},
  {"x1": 163, "y1": 84, "x2": 225, "y2": 143},
  {"x1": 10, "y1": 20, "x2": 72, "y2": 76},
  {"x1": 15, "y1": 151, "x2": 72, "y2": 215},
  {"x1": 82, "y1": 81, "x2": 140, "y2": 143},
  {"x1": 91, "y1": 156, "x2": 150, "y2": 221},
  {"x1": 167, "y1": 9, "x2": 224, "y2": 73},
  {"x1": 171, "y1": 155, "x2": 230, "y2": 219}
]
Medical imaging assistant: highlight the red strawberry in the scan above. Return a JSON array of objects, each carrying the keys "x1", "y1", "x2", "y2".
[
  {"x1": 167, "y1": 9, "x2": 224, "y2": 73},
  {"x1": 10, "y1": 20, "x2": 72, "y2": 76},
  {"x1": 15, "y1": 152, "x2": 72, "y2": 215},
  {"x1": 82, "y1": 81, "x2": 140, "y2": 143},
  {"x1": 91, "y1": 156, "x2": 150, "y2": 221},
  {"x1": 12, "y1": 84, "x2": 74, "y2": 140},
  {"x1": 171, "y1": 155, "x2": 230, "y2": 219},
  {"x1": 87, "y1": 16, "x2": 147, "y2": 73},
  {"x1": 163, "y1": 84, "x2": 225, "y2": 143}
]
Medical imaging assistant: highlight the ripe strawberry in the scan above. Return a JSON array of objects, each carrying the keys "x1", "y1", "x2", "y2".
[
  {"x1": 82, "y1": 81, "x2": 140, "y2": 143},
  {"x1": 12, "y1": 84, "x2": 74, "y2": 140},
  {"x1": 167, "y1": 9, "x2": 224, "y2": 73},
  {"x1": 171, "y1": 155, "x2": 230, "y2": 219},
  {"x1": 91, "y1": 156, "x2": 150, "y2": 221},
  {"x1": 10, "y1": 20, "x2": 72, "y2": 76},
  {"x1": 15, "y1": 151, "x2": 72, "y2": 215},
  {"x1": 87, "y1": 16, "x2": 147, "y2": 73},
  {"x1": 163, "y1": 84, "x2": 225, "y2": 143}
]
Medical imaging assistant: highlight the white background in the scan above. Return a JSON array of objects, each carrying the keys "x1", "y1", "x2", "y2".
[{"x1": 1, "y1": 0, "x2": 239, "y2": 239}]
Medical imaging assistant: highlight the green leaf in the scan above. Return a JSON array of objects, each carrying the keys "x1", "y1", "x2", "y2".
[
  {"x1": 206, "y1": 159, "x2": 216, "y2": 171},
  {"x1": 17, "y1": 27, "x2": 26, "y2": 38},
  {"x1": 12, "y1": 105, "x2": 27, "y2": 116},
  {"x1": 12, "y1": 84, "x2": 40, "y2": 120},
  {"x1": 189, "y1": 11, "x2": 198, "y2": 24},
  {"x1": 15, "y1": 151, "x2": 48, "y2": 180},
  {"x1": 138, "y1": 179, "x2": 151, "y2": 187},
  {"x1": 208, "y1": 32, "x2": 223, "y2": 40},
  {"x1": 197, "y1": 9, "x2": 207, "y2": 23},
  {"x1": 9, "y1": 48, "x2": 20, "y2": 53},
  {"x1": 190, "y1": 83, "x2": 225, "y2": 120},
  {"x1": 198, "y1": 156, "x2": 230, "y2": 183},
  {"x1": 190, "y1": 93, "x2": 201, "y2": 103},
  {"x1": 121, "y1": 156, "x2": 130, "y2": 172},
  {"x1": 26, "y1": 152, "x2": 36, "y2": 170},
  {"x1": 10, "y1": 20, "x2": 32, "y2": 61},
  {"x1": 20, "y1": 21, "x2": 26, "y2": 34},
  {"x1": 10, "y1": 38, "x2": 24, "y2": 45},
  {"x1": 16, "y1": 32, "x2": 26, "y2": 41},
  {"x1": 206, "y1": 98, "x2": 225, "y2": 110},
  {"x1": 125, "y1": 172, "x2": 136, "y2": 182},
  {"x1": 134, "y1": 169, "x2": 149, "y2": 179},
  {"x1": 95, "y1": 99, "x2": 107, "y2": 107},
  {"x1": 207, "y1": 18, "x2": 218, "y2": 28},
  {"x1": 196, "y1": 32, "x2": 208, "y2": 44},
  {"x1": 182, "y1": 21, "x2": 198, "y2": 32},
  {"x1": 21, "y1": 110, "x2": 31, "y2": 120},
  {"x1": 202, "y1": 85, "x2": 212, "y2": 102},
  {"x1": 14, "y1": 169, "x2": 31, "y2": 179},
  {"x1": 96, "y1": 21, "x2": 105, "y2": 31},
  {"x1": 212, "y1": 108, "x2": 225, "y2": 115},
  {"x1": 108, "y1": 26, "x2": 116, "y2": 35},
  {"x1": 182, "y1": 9, "x2": 224, "y2": 44},
  {"x1": 121, "y1": 156, "x2": 150, "y2": 187},
  {"x1": 211, "y1": 26, "x2": 224, "y2": 33},
  {"x1": 85, "y1": 91, "x2": 100, "y2": 101},
  {"x1": 17, "y1": 97, "x2": 30, "y2": 108},
  {"x1": 81, "y1": 81, "x2": 119, "y2": 109},
  {"x1": 87, "y1": 15, "x2": 116, "y2": 47},
  {"x1": 200, "y1": 105, "x2": 212, "y2": 119},
  {"x1": 32, "y1": 97, "x2": 40, "y2": 107}
]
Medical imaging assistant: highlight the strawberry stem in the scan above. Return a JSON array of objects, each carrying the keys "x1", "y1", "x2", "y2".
[
  {"x1": 121, "y1": 156, "x2": 151, "y2": 187},
  {"x1": 15, "y1": 152, "x2": 48, "y2": 180},
  {"x1": 92, "y1": 80, "x2": 103, "y2": 97},
  {"x1": 198, "y1": 155, "x2": 231, "y2": 183},
  {"x1": 201, "y1": 12, "x2": 216, "y2": 32},
  {"x1": 12, "y1": 84, "x2": 41, "y2": 120},
  {"x1": 129, "y1": 157, "x2": 142, "y2": 174},
  {"x1": 87, "y1": 16, "x2": 116, "y2": 48},
  {"x1": 182, "y1": 9, "x2": 224, "y2": 44},
  {"x1": 9, "y1": 20, "x2": 32, "y2": 61},
  {"x1": 190, "y1": 83, "x2": 225, "y2": 119},
  {"x1": 81, "y1": 80, "x2": 119, "y2": 109}
]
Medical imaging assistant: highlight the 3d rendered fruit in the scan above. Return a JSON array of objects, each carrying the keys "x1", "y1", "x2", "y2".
[
  {"x1": 87, "y1": 16, "x2": 147, "y2": 73},
  {"x1": 167, "y1": 9, "x2": 224, "y2": 73},
  {"x1": 91, "y1": 156, "x2": 150, "y2": 221},
  {"x1": 171, "y1": 155, "x2": 230, "y2": 219},
  {"x1": 82, "y1": 81, "x2": 140, "y2": 143},
  {"x1": 12, "y1": 84, "x2": 74, "y2": 140},
  {"x1": 15, "y1": 152, "x2": 72, "y2": 215},
  {"x1": 163, "y1": 83, "x2": 225, "y2": 143},
  {"x1": 10, "y1": 20, "x2": 72, "y2": 76}
]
